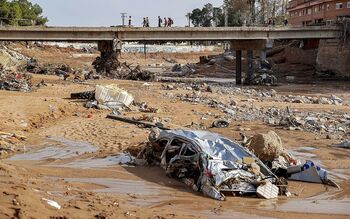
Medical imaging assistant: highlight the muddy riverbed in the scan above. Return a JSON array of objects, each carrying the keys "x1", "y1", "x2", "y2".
[{"x1": 1, "y1": 73, "x2": 350, "y2": 218}]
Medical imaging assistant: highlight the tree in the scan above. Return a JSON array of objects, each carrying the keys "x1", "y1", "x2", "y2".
[
  {"x1": 223, "y1": 0, "x2": 250, "y2": 26},
  {"x1": 190, "y1": 8, "x2": 202, "y2": 27},
  {"x1": 0, "y1": 0, "x2": 48, "y2": 26},
  {"x1": 8, "y1": 2, "x2": 21, "y2": 25},
  {"x1": 189, "y1": 3, "x2": 225, "y2": 27}
]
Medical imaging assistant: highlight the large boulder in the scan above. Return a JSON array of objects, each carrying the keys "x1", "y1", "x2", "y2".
[{"x1": 247, "y1": 131, "x2": 284, "y2": 162}]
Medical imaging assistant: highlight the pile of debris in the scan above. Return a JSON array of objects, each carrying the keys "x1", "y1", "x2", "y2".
[
  {"x1": 213, "y1": 86, "x2": 346, "y2": 106},
  {"x1": 173, "y1": 90, "x2": 349, "y2": 138},
  {"x1": 0, "y1": 44, "x2": 30, "y2": 70},
  {"x1": 171, "y1": 63, "x2": 197, "y2": 76},
  {"x1": 0, "y1": 66, "x2": 32, "y2": 92},
  {"x1": 0, "y1": 132, "x2": 26, "y2": 159},
  {"x1": 71, "y1": 84, "x2": 134, "y2": 113},
  {"x1": 92, "y1": 55, "x2": 155, "y2": 81},
  {"x1": 137, "y1": 128, "x2": 337, "y2": 201},
  {"x1": 244, "y1": 131, "x2": 337, "y2": 187},
  {"x1": 24, "y1": 58, "x2": 73, "y2": 75},
  {"x1": 23, "y1": 58, "x2": 104, "y2": 82},
  {"x1": 244, "y1": 60, "x2": 278, "y2": 86}
]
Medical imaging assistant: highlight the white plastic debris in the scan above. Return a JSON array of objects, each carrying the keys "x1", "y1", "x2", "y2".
[
  {"x1": 42, "y1": 198, "x2": 61, "y2": 209},
  {"x1": 257, "y1": 182, "x2": 279, "y2": 199},
  {"x1": 95, "y1": 84, "x2": 134, "y2": 107}
]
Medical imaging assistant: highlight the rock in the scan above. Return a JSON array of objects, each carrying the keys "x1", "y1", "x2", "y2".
[
  {"x1": 208, "y1": 59, "x2": 217, "y2": 65},
  {"x1": 270, "y1": 89, "x2": 277, "y2": 97},
  {"x1": 166, "y1": 84, "x2": 174, "y2": 90},
  {"x1": 247, "y1": 131, "x2": 284, "y2": 162},
  {"x1": 207, "y1": 86, "x2": 213, "y2": 93},
  {"x1": 224, "y1": 55, "x2": 234, "y2": 61},
  {"x1": 171, "y1": 64, "x2": 182, "y2": 72},
  {"x1": 0, "y1": 150, "x2": 8, "y2": 159},
  {"x1": 317, "y1": 97, "x2": 331, "y2": 105},
  {"x1": 330, "y1": 95, "x2": 342, "y2": 103},
  {"x1": 230, "y1": 100, "x2": 238, "y2": 106}
]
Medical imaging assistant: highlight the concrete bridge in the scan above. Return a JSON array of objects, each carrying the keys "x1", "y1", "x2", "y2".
[
  {"x1": 0, "y1": 26, "x2": 342, "y2": 41},
  {"x1": 0, "y1": 26, "x2": 344, "y2": 84}
]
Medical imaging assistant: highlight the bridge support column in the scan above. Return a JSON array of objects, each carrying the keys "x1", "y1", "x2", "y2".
[
  {"x1": 94, "y1": 40, "x2": 122, "y2": 74},
  {"x1": 231, "y1": 39, "x2": 267, "y2": 85},
  {"x1": 235, "y1": 50, "x2": 242, "y2": 85},
  {"x1": 97, "y1": 40, "x2": 122, "y2": 60},
  {"x1": 246, "y1": 50, "x2": 254, "y2": 84}
]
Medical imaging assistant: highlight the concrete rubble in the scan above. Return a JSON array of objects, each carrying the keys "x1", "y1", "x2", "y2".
[
  {"x1": 171, "y1": 63, "x2": 197, "y2": 75},
  {"x1": 170, "y1": 84, "x2": 349, "y2": 139}
]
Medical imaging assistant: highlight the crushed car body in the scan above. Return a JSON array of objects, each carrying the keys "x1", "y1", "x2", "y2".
[{"x1": 143, "y1": 129, "x2": 279, "y2": 201}]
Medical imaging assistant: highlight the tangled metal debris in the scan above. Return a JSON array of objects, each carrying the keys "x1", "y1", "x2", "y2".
[
  {"x1": 0, "y1": 66, "x2": 32, "y2": 92},
  {"x1": 92, "y1": 56, "x2": 155, "y2": 81},
  {"x1": 141, "y1": 129, "x2": 280, "y2": 200},
  {"x1": 137, "y1": 129, "x2": 338, "y2": 200}
]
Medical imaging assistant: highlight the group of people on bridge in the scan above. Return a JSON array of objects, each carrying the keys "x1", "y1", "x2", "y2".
[{"x1": 128, "y1": 16, "x2": 174, "y2": 27}]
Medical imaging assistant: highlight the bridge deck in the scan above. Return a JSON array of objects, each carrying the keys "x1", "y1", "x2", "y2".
[{"x1": 0, "y1": 26, "x2": 341, "y2": 42}]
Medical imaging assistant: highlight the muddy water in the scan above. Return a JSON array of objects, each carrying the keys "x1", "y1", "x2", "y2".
[
  {"x1": 9, "y1": 137, "x2": 97, "y2": 161},
  {"x1": 54, "y1": 154, "x2": 134, "y2": 169},
  {"x1": 7, "y1": 137, "x2": 350, "y2": 216}
]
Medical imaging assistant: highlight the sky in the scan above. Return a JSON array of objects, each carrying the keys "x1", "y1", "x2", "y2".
[{"x1": 30, "y1": 0, "x2": 224, "y2": 27}]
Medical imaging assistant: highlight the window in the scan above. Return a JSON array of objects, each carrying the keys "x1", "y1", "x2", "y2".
[
  {"x1": 347, "y1": 2, "x2": 350, "y2": 8},
  {"x1": 336, "y1": 3, "x2": 343, "y2": 9},
  {"x1": 307, "y1": 8, "x2": 312, "y2": 14},
  {"x1": 327, "y1": 4, "x2": 330, "y2": 10},
  {"x1": 180, "y1": 143, "x2": 197, "y2": 156},
  {"x1": 314, "y1": 6, "x2": 318, "y2": 12}
]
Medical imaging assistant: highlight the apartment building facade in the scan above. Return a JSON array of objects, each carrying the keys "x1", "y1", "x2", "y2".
[{"x1": 287, "y1": 0, "x2": 350, "y2": 26}]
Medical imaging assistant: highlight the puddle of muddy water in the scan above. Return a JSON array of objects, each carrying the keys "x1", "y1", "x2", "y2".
[
  {"x1": 64, "y1": 178, "x2": 160, "y2": 195},
  {"x1": 260, "y1": 189, "x2": 350, "y2": 215},
  {"x1": 62, "y1": 177, "x2": 175, "y2": 207},
  {"x1": 274, "y1": 198, "x2": 350, "y2": 215},
  {"x1": 54, "y1": 154, "x2": 134, "y2": 169},
  {"x1": 9, "y1": 136, "x2": 97, "y2": 161}
]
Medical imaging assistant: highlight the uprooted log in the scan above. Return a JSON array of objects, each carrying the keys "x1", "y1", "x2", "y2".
[{"x1": 107, "y1": 114, "x2": 170, "y2": 130}]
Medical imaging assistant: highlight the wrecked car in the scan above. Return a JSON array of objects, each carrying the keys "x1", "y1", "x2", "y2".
[{"x1": 143, "y1": 129, "x2": 280, "y2": 200}]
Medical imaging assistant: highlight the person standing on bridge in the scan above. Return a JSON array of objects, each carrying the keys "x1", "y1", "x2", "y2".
[
  {"x1": 142, "y1": 17, "x2": 147, "y2": 27},
  {"x1": 158, "y1": 16, "x2": 162, "y2": 27},
  {"x1": 164, "y1": 17, "x2": 168, "y2": 27},
  {"x1": 168, "y1": 17, "x2": 173, "y2": 27},
  {"x1": 128, "y1": 16, "x2": 132, "y2": 27},
  {"x1": 146, "y1": 17, "x2": 150, "y2": 27}
]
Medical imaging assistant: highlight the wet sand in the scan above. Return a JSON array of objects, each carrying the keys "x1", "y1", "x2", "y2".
[{"x1": 1, "y1": 72, "x2": 350, "y2": 218}]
